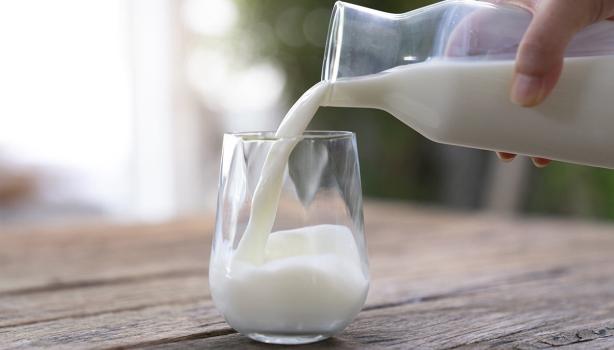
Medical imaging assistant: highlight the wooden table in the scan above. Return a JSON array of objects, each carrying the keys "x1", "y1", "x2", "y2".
[{"x1": 2, "y1": 202, "x2": 614, "y2": 349}]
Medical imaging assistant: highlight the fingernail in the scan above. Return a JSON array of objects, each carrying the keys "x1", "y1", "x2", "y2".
[
  {"x1": 497, "y1": 152, "x2": 516, "y2": 162},
  {"x1": 511, "y1": 74, "x2": 545, "y2": 107},
  {"x1": 532, "y1": 157, "x2": 551, "y2": 168}
]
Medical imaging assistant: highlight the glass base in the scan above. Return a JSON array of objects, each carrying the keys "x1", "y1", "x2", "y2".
[{"x1": 246, "y1": 333, "x2": 330, "y2": 345}]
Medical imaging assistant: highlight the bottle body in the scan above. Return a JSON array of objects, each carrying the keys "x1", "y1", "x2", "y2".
[
  {"x1": 323, "y1": 1, "x2": 614, "y2": 168},
  {"x1": 325, "y1": 55, "x2": 614, "y2": 168}
]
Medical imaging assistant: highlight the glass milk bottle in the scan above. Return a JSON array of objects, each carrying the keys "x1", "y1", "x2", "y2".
[{"x1": 322, "y1": 1, "x2": 614, "y2": 168}]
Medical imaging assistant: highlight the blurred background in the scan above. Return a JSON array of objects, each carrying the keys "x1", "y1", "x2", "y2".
[{"x1": 1, "y1": 0, "x2": 613, "y2": 226}]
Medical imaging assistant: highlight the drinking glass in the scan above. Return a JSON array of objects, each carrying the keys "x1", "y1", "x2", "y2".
[{"x1": 209, "y1": 131, "x2": 369, "y2": 345}]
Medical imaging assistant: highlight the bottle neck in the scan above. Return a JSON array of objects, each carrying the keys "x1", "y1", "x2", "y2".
[{"x1": 322, "y1": 2, "x2": 404, "y2": 82}]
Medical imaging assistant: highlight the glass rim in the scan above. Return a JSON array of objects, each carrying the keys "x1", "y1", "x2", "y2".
[{"x1": 224, "y1": 130, "x2": 355, "y2": 141}]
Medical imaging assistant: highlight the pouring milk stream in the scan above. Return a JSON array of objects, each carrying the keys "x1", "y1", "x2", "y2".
[{"x1": 211, "y1": 0, "x2": 614, "y2": 339}]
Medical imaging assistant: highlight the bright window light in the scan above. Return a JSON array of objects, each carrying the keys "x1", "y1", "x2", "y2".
[{"x1": 183, "y1": 0, "x2": 238, "y2": 37}]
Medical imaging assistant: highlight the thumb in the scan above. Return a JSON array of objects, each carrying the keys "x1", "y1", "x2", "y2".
[{"x1": 511, "y1": 0, "x2": 614, "y2": 107}]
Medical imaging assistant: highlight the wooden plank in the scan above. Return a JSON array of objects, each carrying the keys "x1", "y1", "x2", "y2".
[
  {"x1": 0, "y1": 218, "x2": 212, "y2": 294},
  {"x1": 1, "y1": 202, "x2": 614, "y2": 349},
  {"x1": 0, "y1": 301, "x2": 231, "y2": 350},
  {"x1": 139, "y1": 259, "x2": 614, "y2": 349},
  {"x1": 0, "y1": 202, "x2": 449, "y2": 294},
  {"x1": 0, "y1": 203, "x2": 489, "y2": 332},
  {"x1": 0, "y1": 274, "x2": 207, "y2": 328},
  {"x1": 0, "y1": 204, "x2": 452, "y2": 347}
]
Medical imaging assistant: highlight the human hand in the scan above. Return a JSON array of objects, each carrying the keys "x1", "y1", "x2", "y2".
[{"x1": 496, "y1": 0, "x2": 614, "y2": 167}]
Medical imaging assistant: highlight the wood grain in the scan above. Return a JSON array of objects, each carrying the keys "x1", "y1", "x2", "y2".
[{"x1": 1, "y1": 202, "x2": 614, "y2": 349}]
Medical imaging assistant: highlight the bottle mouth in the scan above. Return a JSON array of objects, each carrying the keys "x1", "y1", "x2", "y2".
[
  {"x1": 322, "y1": 2, "x2": 345, "y2": 82},
  {"x1": 321, "y1": 1, "x2": 410, "y2": 82}
]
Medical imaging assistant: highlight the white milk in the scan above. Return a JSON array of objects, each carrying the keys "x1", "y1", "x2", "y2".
[
  {"x1": 210, "y1": 225, "x2": 368, "y2": 336},
  {"x1": 325, "y1": 55, "x2": 614, "y2": 168},
  {"x1": 210, "y1": 81, "x2": 369, "y2": 337}
]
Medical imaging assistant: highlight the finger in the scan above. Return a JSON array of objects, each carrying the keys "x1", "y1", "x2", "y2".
[
  {"x1": 511, "y1": 0, "x2": 614, "y2": 107},
  {"x1": 531, "y1": 157, "x2": 552, "y2": 168},
  {"x1": 497, "y1": 152, "x2": 517, "y2": 162},
  {"x1": 444, "y1": 1, "x2": 535, "y2": 58}
]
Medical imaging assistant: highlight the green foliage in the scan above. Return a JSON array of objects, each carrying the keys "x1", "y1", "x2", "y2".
[{"x1": 528, "y1": 163, "x2": 614, "y2": 220}]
